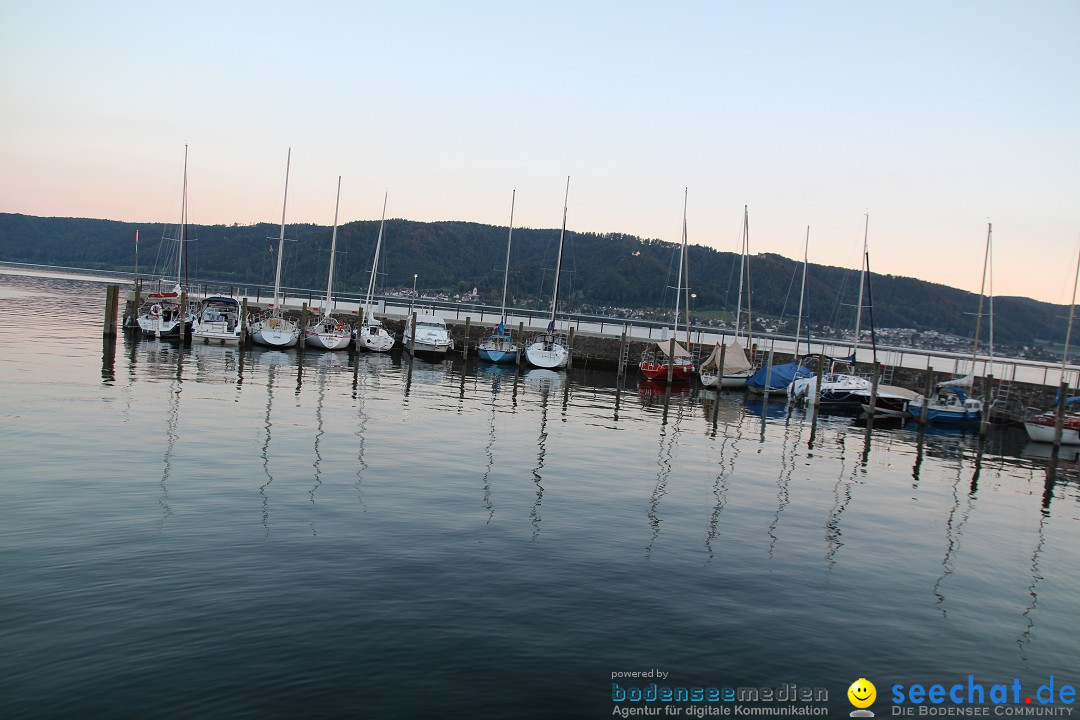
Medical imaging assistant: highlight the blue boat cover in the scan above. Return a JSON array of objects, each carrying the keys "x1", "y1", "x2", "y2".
[{"x1": 746, "y1": 361, "x2": 814, "y2": 391}]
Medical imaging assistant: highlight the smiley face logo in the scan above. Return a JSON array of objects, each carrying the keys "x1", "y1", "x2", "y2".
[{"x1": 848, "y1": 678, "x2": 876, "y2": 709}]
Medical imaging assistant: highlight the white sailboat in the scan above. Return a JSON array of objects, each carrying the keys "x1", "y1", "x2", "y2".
[
  {"x1": 356, "y1": 193, "x2": 394, "y2": 352},
  {"x1": 477, "y1": 190, "x2": 520, "y2": 364},
  {"x1": 524, "y1": 177, "x2": 571, "y2": 370},
  {"x1": 907, "y1": 223, "x2": 994, "y2": 424},
  {"x1": 251, "y1": 149, "x2": 301, "y2": 349},
  {"x1": 700, "y1": 205, "x2": 755, "y2": 388},
  {"x1": 305, "y1": 176, "x2": 352, "y2": 351},
  {"x1": 136, "y1": 145, "x2": 196, "y2": 339},
  {"x1": 790, "y1": 216, "x2": 873, "y2": 405}
]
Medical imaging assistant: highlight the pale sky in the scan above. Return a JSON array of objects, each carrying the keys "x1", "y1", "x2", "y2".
[{"x1": 2, "y1": 1, "x2": 1078, "y2": 304}]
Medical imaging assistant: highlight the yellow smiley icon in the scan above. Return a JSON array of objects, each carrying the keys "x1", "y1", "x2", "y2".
[{"x1": 848, "y1": 678, "x2": 876, "y2": 708}]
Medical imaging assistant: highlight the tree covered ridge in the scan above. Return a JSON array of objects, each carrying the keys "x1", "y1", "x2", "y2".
[{"x1": 0, "y1": 211, "x2": 1067, "y2": 348}]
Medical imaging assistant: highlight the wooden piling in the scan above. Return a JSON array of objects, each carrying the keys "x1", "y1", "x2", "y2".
[
  {"x1": 867, "y1": 361, "x2": 881, "y2": 419},
  {"x1": 920, "y1": 367, "x2": 934, "y2": 424},
  {"x1": 240, "y1": 298, "x2": 249, "y2": 346},
  {"x1": 463, "y1": 317, "x2": 471, "y2": 358},
  {"x1": 1053, "y1": 381, "x2": 1069, "y2": 447},
  {"x1": 409, "y1": 312, "x2": 417, "y2": 356},
  {"x1": 813, "y1": 352, "x2": 825, "y2": 406},
  {"x1": 298, "y1": 302, "x2": 309, "y2": 350},
  {"x1": 102, "y1": 285, "x2": 119, "y2": 336},
  {"x1": 179, "y1": 292, "x2": 188, "y2": 346},
  {"x1": 617, "y1": 329, "x2": 627, "y2": 380},
  {"x1": 567, "y1": 327, "x2": 576, "y2": 369},
  {"x1": 717, "y1": 342, "x2": 728, "y2": 392},
  {"x1": 981, "y1": 373, "x2": 994, "y2": 435},
  {"x1": 667, "y1": 336, "x2": 676, "y2": 382}
]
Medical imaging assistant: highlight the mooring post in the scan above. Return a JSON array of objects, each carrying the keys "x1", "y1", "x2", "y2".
[
  {"x1": 717, "y1": 342, "x2": 728, "y2": 392},
  {"x1": 463, "y1": 316, "x2": 471, "y2": 358},
  {"x1": 920, "y1": 367, "x2": 934, "y2": 424},
  {"x1": 617, "y1": 329, "x2": 627, "y2": 380},
  {"x1": 1053, "y1": 381, "x2": 1069, "y2": 447},
  {"x1": 567, "y1": 327, "x2": 576, "y2": 369},
  {"x1": 102, "y1": 285, "x2": 118, "y2": 337},
  {"x1": 665, "y1": 336, "x2": 675, "y2": 382},
  {"x1": 298, "y1": 302, "x2": 309, "y2": 351},
  {"x1": 868, "y1": 361, "x2": 881, "y2": 419},
  {"x1": 409, "y1": 312, "x2": 417, "y2": 356},
  {"x1": 981, "y1": 373, "x2": 994, "y2": 435},
  {"x1": 179, "y1": 291, "x2": 188, "y2": 346},
  {"x1": 240, "y1": 298, "x2": 249, "y2": 346},
  {"x1": 813, "y1": 352, "x2": 825, "y2": 406}
]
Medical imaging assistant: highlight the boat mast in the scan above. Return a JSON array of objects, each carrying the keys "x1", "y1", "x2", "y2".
[
  {"x1": 323, "y1": 176, "x2": 342, "y2": 318},
  {"x1": 548, "y1": 176, "x2": 570, "y2": 330},
  {"x1": 1061, "y1": 246, "x2": 1080, "y2": 379},
  {"x1": 852, "y1": 213, "x2": 868, "y2": 361},
  {"x1": 272, "y1": 148, "x2": 291, "y2": 317},
  {"x1": 176, "y1": 144, "x2": 188, "y2": 291},
  {"x1": 500, "y1": 189, "x2": 515, "y2": 326},
  {"x1": 734, "y1": 206, "x2": 747, "y2": 341},
  {"x1": 364, "y1": 193, "x2": 388, "y2": 324},
  {"x1": 794, "y1": 226, "x2": 808, "y2": 356},
  {"x1": 673, "y1": 188, "x2": 687, "y2": 342},
  {"x1": 971, "y1": 222, "x2": 991, "y2": 375}
]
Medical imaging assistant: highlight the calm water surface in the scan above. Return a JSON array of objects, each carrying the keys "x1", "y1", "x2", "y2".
[{"x1": 2, "y1": 273, "x2": 1078, "y2": 719}]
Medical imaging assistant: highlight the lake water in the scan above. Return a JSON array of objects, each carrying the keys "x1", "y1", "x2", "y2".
[{"x1": 2, "y1": 272, "x2": 1078, "y2": 720}]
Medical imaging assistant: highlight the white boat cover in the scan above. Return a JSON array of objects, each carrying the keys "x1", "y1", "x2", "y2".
[
  {"x1": 700, "y1": 341, "x2": 753, "y2": 374},
  {"x1": 653, "y1": 340, "x2": 692, "y2": 358},
  {"x1": 938, "y1": 373, "x2": 974, "y2": 389}
]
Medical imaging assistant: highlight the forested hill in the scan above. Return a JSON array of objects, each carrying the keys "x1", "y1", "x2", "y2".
[{"x1": 0, "y1": 212, "x2": 1068, "y2": 348}]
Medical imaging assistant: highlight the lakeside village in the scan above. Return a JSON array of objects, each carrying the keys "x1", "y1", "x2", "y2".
[{"x1": 379, "y1": 286, "x2": 1053, "y2": 363}]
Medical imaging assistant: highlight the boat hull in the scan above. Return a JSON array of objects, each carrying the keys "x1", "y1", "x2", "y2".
[
  {"x1": 1024, "y1": 413, "x2": 1080, "y2": 444},
  {"x1": 357, "y1": 325, "x2": 394, "y2": 352},
  {"x1": 251, "y1": 318, "x2": 300, "y2": 348},
  {"x1": 478, "y1": 347, "x2": 519, "y2": 364},
  {"x1": 639, "y1": 360, "x2": 695, "y2": 382},
  {"x1": 525, "y1": 336, "x2": 568, "y2": 369},
  {"x1": 305, "y1": 330, "x2": 352, "y2": 350}
]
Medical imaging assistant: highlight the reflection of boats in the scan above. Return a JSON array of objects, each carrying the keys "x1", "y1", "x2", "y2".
[
  {"x1": 525, "y1": 178, "x2": 571, "y2": 370},
  {"x1": 251, "y1": 149, "x2": 301, "y2": 349},
  {"x1": 478, "y1": 190, "x2": 520, "y2": 365},
  {"x1": 357, "y1": 193, "x2": 395, "y2": 352},
  {"x1": 192, "y1": 296, "x2": 242, "y2": 344},
  {"x1": 305, "y1": 177, "x2": 352, "y2": 351},
  {"x1": 701, "y1": 205, "x2": 755, "y2": 389},
  {"x1": 639, "y1": 190, "x2": 694, "y2": 382},
  {"x1": 639, "y1": 379, "x2": 691, "y2": 408},
  {"x1": 404, "y1": 312, "x2": 453, "y2": 358},
  {"x1": 136, "y1": 146, "x2": 196, "y2": 339}
]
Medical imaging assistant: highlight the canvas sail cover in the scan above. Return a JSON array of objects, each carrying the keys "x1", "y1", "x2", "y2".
[
  {"x1": 746, "y1": 361, "x2": 814, "y2": 392},
  {"x1": 701, "y1": 341, "x2": 753, "y2": 374},
  {"x1": 654, "y1": 340, "x2": 692, "y2": 359},
  {"x1": 938, "y1": 373, "x2": 974, "y2": 389}
]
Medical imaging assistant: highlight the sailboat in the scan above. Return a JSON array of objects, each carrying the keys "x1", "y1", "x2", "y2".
[
  {"x1": 701, "y1": 205, "x2": 756, "y2": 388},
  {"x1": 356, "y1": 193, "x2": 395, "y2": 352},
  {"x1": 639, "y1": 188, "x2": 695, "y2": 382},
  {"x1": 790, "y1": 216, "x2": 873, "y2": 405},
  {"x1": 477, "y1": 190, "x2": 520, "y2": 364},
  {"x1": 304, "y1": 176, "x2": 352, "y2": 350},
  {"x1": 524, "y1": 177, "x2": 571, "y2": 370},
  {"x1": 250, "y1": 149, "x2": 301, "y2": 349},
  {"x1": 907, "y1": 223, "x2": 993, "y2": 424},
  {"x1": 1024, "y1": 247, "x2": 1080, "y2": 444},
  {"x1": 136, "y1": 145, "x2": 197, "y2": 339}
]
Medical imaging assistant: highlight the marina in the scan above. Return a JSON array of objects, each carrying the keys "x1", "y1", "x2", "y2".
[{"x1": 2, "y1": 269, "x2": 1079, "y2": 718}]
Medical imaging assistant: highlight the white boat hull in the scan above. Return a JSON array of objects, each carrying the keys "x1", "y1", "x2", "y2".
[
  {"x1": 525, "y1": 336, "x2": 568, "y2": 369},
  {"x1": 251, "y1": 317, "x2": 300, "y2": 348},
  {"x1": 357, "y1": 324, "x2": 394, "y2": 352}
]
